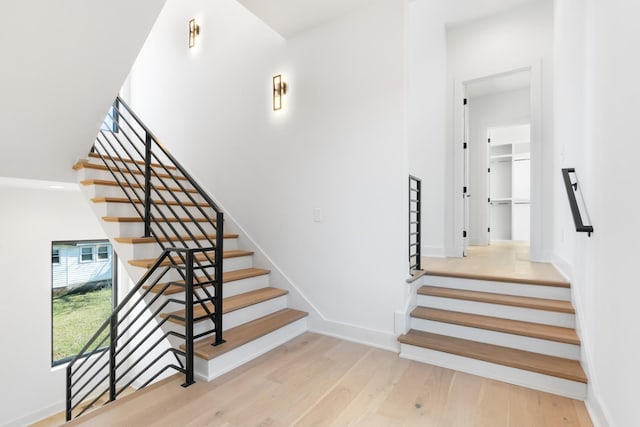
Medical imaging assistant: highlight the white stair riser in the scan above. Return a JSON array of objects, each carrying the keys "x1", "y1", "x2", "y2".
[
  {"x1": 92, "y1": 201, "x2": 216, "y2": 221},
  {"x1": 417, "y1": 295, "x2": 575, "y2": 328},
  {"x1": 163, "y1": 295, "x2": 289, "y2": 340},
  {"x1": 141, "y1": 273, "x2": 272, "y2": 312},
  {"x1": 102, "y1": 221, "x2": 217, "y2": 239},
  {"x1": 82, "y1": 183, "x2": 205, "y2": 204},
  {"x1": 116, "y1": 238, "x2": 238, "y2": 261},
  {"x1": 410, "y1": 318, "x2": 580, "y2": 360},
  {"x1": 194, "y1": 318, "x2": 308, "y2": 382},
  {"x1": 422, "y1": 276, "x2": 571, "y2": 301},
  {"x1": 399, "y1": 344, "x2": 587, "y2": 400},
  {"x1": 77, "y1": 167, "x2": 194, "y2": 190}
]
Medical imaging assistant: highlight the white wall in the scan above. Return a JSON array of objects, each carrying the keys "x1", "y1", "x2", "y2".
[
  {"x1": 468, "y1": 88, "x2": 530, "y2": 245},
  {"x1": 407, "y1": 0, "x2": 448, "y2": 257},
  {"x1": 0, "y1": 0, "x2": 166, "y2": 183},
  {"x1": 127, "y1": 0, "x2": 407, "y2": 348},
  {"x1": 554, "y1": 1, "x2": 640, "y2": 425},
  {"x1": 445, "y1": 0, "x2": 554, "y2": 259},
  {"x1": 0, "y1": 181, "x2": 109, "y2": 426}
]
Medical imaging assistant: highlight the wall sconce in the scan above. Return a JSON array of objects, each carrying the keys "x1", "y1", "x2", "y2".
[
  {"x1": 273, "y1": 74, "x2": 287, "y2": 111},
  {"x1": 189, "y1": 19, "x2": 200, "y2": 48}
]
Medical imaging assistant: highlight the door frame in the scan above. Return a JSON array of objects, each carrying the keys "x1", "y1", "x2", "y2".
[{"x1": 450, "y1": 60, "x2": 544, "y2": 260}]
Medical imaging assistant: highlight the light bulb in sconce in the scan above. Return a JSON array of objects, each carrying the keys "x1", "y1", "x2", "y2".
[
  {"x1": 272, "y1": 74, "x2": 287, "y2": 111},
  {"x1": 189, "y1": 18, "x2": 200, "y2": 48}
]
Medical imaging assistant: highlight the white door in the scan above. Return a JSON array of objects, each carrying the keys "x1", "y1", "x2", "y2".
[{"x1": 463, "y1": 97, "x2": 470, "y2": 256}]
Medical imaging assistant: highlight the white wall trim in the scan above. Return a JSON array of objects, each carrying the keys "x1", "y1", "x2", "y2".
[{"x1": 4, "y1": 401, "x2": 64, "y2": 427}]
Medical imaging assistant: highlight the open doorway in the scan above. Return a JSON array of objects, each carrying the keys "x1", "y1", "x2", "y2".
[{"x1": 463, "y1": 69, "x2": 532, "y2": 252}]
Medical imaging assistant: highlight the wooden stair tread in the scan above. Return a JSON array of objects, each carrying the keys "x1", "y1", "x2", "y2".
[
  {"x1": 183, "y1": 308, "x2": 308, "y2": 360},
  {"x1": 419, "y1": 286, "x2": 575, "y2": 314},
  {"x1": 92, "y1": 196, "x2": 209, "y2": 208},
  {"x1": 162, "y1": 288, "x2": 289, "y2": 325},
  {"x1": 80, "y1": 179, "x2": 199, "y2": 194},
  {"x1": 411, "y1": 307, "x2": 580, "y2": 345},
  {"x1": 423, "y1": 270, "x2": 570, "y2": 288},
  {"x1": 129, "y1": 250, "x2": 252, "y2": 268},
  {"x1": 102, "y1": 216, "x2": 215, "y2": 223},
  {"x1": 143, "y1": 268, "x2": 271, "y2": 295},
  {"x1": 88, "y1": 152, "x2": 178, "y2": 170},
  {"x1": 73, "y1": 160, "x2": 187, "y2": 180},
  {"x1": 398, "y1": 330, "x2": 587, "y2": 383},
  {"x1": 115, "y1": 233, "x2": 238, "y2": 244}
]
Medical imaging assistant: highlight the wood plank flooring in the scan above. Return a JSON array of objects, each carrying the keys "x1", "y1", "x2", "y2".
[
  {"x1": 423, "y1": 241, "x2": 569, "y2": 286},
  {"x1": 45, "y1": 333, "x2": 592, "y2": 427}
]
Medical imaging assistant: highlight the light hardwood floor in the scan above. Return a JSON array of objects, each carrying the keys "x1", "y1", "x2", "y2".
[
  {"x1": 41, "y1": 332, "x2": 592, "y2": 427},
  {"x1": 422, "y1": 241, "x2": 568, "y2": 284}
]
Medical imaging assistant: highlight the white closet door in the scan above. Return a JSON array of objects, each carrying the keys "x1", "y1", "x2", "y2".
[
  {"x1": 513, "y1": 159, "x2": 530, "y2": 201},
  {"x1": 512, "y1": 202, "x2": 530, "y2": 240}
]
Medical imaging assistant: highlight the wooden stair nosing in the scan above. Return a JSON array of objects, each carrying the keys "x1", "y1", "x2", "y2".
[
  {"x1": 424, "y1": 270, "x2": 570, "y2": 288},
  {"x1": 411, "y1": 307, "x2": 580, "y2": 345},
  {"x1": 143, "y1": 268, "x2": 272, "y2": 295},
  {"x1": 87, "y1": 152, "x2": 178, "y2": 170},
  {"x1": 102, "y1": 216, "x2": 216, "y2": 224},
  {"x1": 91, "y1": 196, "x2": 209, "y2": 208},
  {"x1": 181, "y1": 308, "x2": 308, "y2": 360},
  {"x1": 419, "y1": 286, "x2": 575, "y2": 314},
  {"x1": 74, "y1": 161, "x2": 186, "y2": 181},
  {"x1": 129, "y1": 250, "x2": 253, "y2": 268},
  {"x1": 115, "y1": 233, "x2": 238, "y2": 244},
  {"x1": 161, "y1": 287, "x2": 289, "y2": 325},
  {"x1": 398, "y1": 330, "x2": 587, "y2": 383},
  {"x1": 80, "y1": 179, "x2": 199, "y2": 194}
]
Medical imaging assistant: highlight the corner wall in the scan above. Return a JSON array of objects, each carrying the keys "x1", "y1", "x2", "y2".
[
  {"x1": 554, "y1": 1, "x2": 640, "y2": 425},
  {"x1": 0, "y1": 181, "x2": 109, "y2": 426},
  {"x1": 126, "y1": 0, "x2": 407, "y2": 349}
]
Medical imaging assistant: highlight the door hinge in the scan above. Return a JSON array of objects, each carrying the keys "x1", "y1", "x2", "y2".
[
  {"x1": 463, "y1": 142, "x2": 468, "y2": 149},
  {"x1": 488, "y1": 167, "x2": 491, "y2": 173},
  {"x1": 488, "y1": 197, "x2": 491, "y2": 203},
  {"x1": 463, "y1": 98, "x2": 468, "y2": 105},
  {"x1": 463, "y1": 186, "x2": 467, "y2": 194},
  {"x1": 488, "y1": 138, "x2": 491, "y2": 143},
  {"x1": 463, "y1": 230, "x2": 467, "y2": 238},
  {"x1": 488, "y1": 227, "x2": 491, "y2": 233}
]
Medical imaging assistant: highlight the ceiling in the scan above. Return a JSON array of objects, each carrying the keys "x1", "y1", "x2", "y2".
[
  {"x1": 236, "y1": 0, "x2": 370, "y2": 39},
  {"x1": 443, "y1": 0, "x2": 545, "y2": 27},
  {"x1": 236, "y1": 0, "x2": 546, "y2": 39},
  {"x1": 466, "y1": 70, "x2": 531, "y2": 98}
]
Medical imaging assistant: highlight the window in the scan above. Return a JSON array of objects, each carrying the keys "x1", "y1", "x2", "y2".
[
  {"x1": 97, "y1": 245, "x2": 109, "y2": 260},
  {"x1": 80, "y1": 246, "x2": 94, "y2": 262},
  {"x1": 52, "y1": 248, "x2": 60, "y2": 264},
  {"x1": 52, "y1": 240, "x2": 116, "y2": 366}
]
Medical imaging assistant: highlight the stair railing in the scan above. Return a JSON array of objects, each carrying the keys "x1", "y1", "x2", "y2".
[
  {"x1": 562, "y1": 168, "x2": 594, "y2": 237},
  {"x1": 92, "y1": 97, "x2": 224, "y2": 347},
  {"x1": 66, "y1": 247, "x2": 209, "y2": 420},
  {"x1": 409, "y1": 175, "x2": 422, "y2": 273}
]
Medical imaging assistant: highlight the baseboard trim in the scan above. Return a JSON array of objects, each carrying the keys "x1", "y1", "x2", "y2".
[{"x1": 4, "y1": 400, "x2": 64, "y2": 427}]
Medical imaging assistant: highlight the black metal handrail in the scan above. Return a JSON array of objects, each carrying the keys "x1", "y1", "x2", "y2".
[
  {"x1": 66, "y1": 247, "x2": 209, "y2": 420},
  {"x1": 93, "y1": 97, "x2": 224, "y2": 347},
  {"x1": 562, "y1": 168, "x2": 594, "y2": 237},
  {"x1": 409, "y1": 175, "x2": 422, "y2": 273},
  {"x1": 67, "y1": 98, "x2": 227, "y2": 420}
]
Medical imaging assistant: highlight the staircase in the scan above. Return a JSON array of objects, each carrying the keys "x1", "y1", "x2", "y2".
[
  {"x1": 398, "y1": 272, "x2": 587, "y2": 399},
  {"x1": 65, "y1": 98, "x2": 307, "y2": 420}
]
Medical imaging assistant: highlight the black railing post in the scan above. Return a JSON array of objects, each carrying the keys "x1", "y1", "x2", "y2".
[
  {"x1": 214, "y1": 211, "x2": 225, "y2": 346},
  {"x1": 65, "y1": 366, "x2": 72, "y2": 421},
  {"x1": 109, "y1": 308, "x2": 117, "y2": 402},
  {"x1": 144, "y1": 134, "x2": 152, "y2": 237},
  {"x1": 183, "y1": 249, "x2": 195, "y2": 387},
  {"x1": 415, "y1": 178, "x2": 422, "y2": 271}
]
